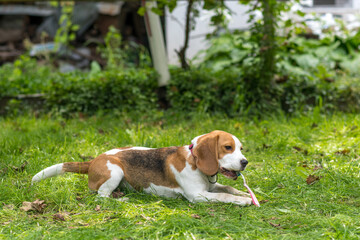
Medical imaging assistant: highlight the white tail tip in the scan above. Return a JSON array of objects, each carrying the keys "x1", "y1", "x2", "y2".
[{"x1": 32, "y1": 163, "x2": 64, "y2": 183}]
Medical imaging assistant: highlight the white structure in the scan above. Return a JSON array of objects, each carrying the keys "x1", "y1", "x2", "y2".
[
  {"x1": 302, "y1": 0, "x2": 360, "y2": 14},
  {"x1": 144, "y1": 1, "x2": 170, "y2": 86},
  {"x1": 165, "y1": 2, "x2": 250, "y2": 66},
  {"x1": 301, "y1": 0, "x2": 360, "y2": 37}
]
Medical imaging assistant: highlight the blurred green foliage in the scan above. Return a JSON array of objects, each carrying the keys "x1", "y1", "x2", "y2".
[
  {"x1": 0, "y1": 56, "x2": 53, "y2": 97},
  {"x1": 1, "y1": 0, "x2": 360, "y2": 117}
]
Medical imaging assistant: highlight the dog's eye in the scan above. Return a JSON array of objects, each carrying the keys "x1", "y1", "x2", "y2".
[{"x1": 225, "y1": 146, "x2": 232, "y2": 150}]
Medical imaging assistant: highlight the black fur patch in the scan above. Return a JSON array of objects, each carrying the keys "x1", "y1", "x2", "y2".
[{"x1": 121, "y1": 147, "x2": 178, "y2": 174}]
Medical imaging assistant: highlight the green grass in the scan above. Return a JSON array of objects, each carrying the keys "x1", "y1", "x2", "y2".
[{"x1": 1, "y1": 112, "x2": 360, "y2": 239}]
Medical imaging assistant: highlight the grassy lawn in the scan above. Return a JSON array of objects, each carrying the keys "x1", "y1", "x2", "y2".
[{"x1": 1, "y1": 112, "x2": 359, "y2": 239}]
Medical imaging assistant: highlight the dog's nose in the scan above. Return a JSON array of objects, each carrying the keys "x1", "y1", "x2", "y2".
[{"x1": 240, "y1": 159, "x2": 248, "y2": 167}]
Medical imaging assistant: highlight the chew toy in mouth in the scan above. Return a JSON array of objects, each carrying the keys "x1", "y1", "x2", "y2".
[{"x1": 236, "y1": 172, "x2": 260, "y2": 207}]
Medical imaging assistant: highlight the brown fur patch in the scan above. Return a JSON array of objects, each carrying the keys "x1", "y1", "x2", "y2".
[
  {"x1": 63, "y1": 162, "x2": 91, "y2": 174},
  {"x1": 193, "y1": 134, "x2": 219, "y2": 176},
  {"x1": 87, "y1": 155, "x2": 118, "y2": 190},
  {"x1": 217, "y1": 132, "x2": 236, "y2": 159},
  {"x1": 168, "y1": 147, "x2": 187, "y2": 172}
]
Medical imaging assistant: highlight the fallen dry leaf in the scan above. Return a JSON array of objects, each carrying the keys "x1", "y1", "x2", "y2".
[
  {"x1": 111, "y1": 191, "x2": 125, "y2": 199},
  {"x1": 95, "y1": 205, "x2": 101, "y2": 212},
  {"x1": 20, "y1": 199, "x2": 46, "y2": 212},
  {"x1": 335, "y1": 149, "x2": 350, "y2": 155},
  {"x1": 76, "y1": 196, "x2": 82, "y2": 201},
  {"x1": 14, "y1": 161, "x2": 28, "y2": 172},
  {"x1": 3, "y1": 204, "x2": 15, "y2": 210},
  {"x1": 106, "y1": 215, "x2": 117, "y2": 221},
  {"x1": 31, "y1": 199, "x2": 46, "y2": 212},
  {"x1": 313, "y1": 165, "x2": 323, "y2": 170},
  {"x1": 53, "y1": 213, "x2": 66, "y2": 221},
  {"x1": 20, "y1": 202, "x2": 33, "y2": 212},
  {"x1": 306, "y1": 175, "x2": 322, "y2": 185},
  {"x1": 269, "y1": 222, "x2": 282, "y2": 228},
  {"x1": 260, "y1": 200, "x2": 269, "y2": 204},
  {"x1": 191, "y1": 214, "x2": 201, "y2": 219}
]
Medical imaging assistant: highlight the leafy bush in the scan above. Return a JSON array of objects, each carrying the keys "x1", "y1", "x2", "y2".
[
  {"x1": 195, "y1": 31, "x2": 254, "y2": 73},
  {"x1": 191, "y1": 28, "x2": 360, "y2": 115},
  {"x1": 0, "y1": 55, "x2": 159, "y2": 116},
  {"x1": 46, "y1": 69, "x2": 159, "y2": 115},
  {"x1": 0, "y1": 56, "x2": 54, "y2": 97},
  {"x1": 167, "y1": 68, "x2": 246, "y2": 115}
]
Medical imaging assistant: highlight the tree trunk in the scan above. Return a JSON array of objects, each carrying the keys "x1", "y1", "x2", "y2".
[
  {"x1": 260, "y1": 0, "x2": 276, "y2": 86},
  {"x1": 177, "y1": 0, "x2": 194, "y2": 69}
]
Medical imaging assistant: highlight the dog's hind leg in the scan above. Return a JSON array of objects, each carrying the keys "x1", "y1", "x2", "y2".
[{"x1": 89, "y1": 160, "x2": 124, "y2": 198}]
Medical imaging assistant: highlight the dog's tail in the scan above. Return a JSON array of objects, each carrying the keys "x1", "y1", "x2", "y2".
[{"x1": 32, "y1": 161, "x2": 91, "y2": 183}]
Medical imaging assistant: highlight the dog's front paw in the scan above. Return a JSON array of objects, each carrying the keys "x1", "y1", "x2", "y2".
[
  {"x1": 234, "y1": 196, "x2": 252, "y2": 206},
  {"x1": 244, "y1": 197, "x2": 253, "y2": 205}
]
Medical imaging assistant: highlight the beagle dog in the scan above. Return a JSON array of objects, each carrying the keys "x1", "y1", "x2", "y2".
[{"x1": 32, "y1": 130, "x2": 253, "y2": 205}]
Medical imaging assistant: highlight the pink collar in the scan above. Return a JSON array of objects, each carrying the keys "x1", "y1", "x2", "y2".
[{"x1": 189, "y1": 144, "x2": 194, "y2": 156}]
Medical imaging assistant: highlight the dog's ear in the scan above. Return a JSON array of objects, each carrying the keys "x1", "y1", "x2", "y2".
[{"x1": 193, "y1": 133, "x2": 219, "y2": 176}]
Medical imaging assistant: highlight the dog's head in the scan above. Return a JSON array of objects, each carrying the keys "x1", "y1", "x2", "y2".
[{"x1": 191, "y1": 130, "x2": 248, "y2": 180}]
